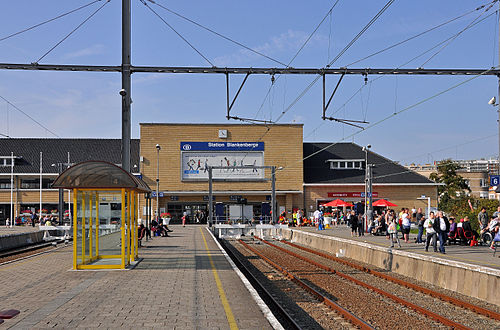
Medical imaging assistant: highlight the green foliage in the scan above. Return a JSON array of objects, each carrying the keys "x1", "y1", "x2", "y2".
[
  {"x1": 441, "y1": 196, "x2": 498, "y2": 232},
  {"x1": 430, "y1": 159, "x2": 470, "y2": 202}
]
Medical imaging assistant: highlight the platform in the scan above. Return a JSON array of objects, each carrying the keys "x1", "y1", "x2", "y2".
[
  {"x1": 277, "y1": 225, "x2": 500, "y2": 305},
  {"x1": 296, "y1": 226, "x2": 500, "y2": 270},
  {"x1": 0, "y1": 226, "x2": 38, "y2": 237},
  {"x1": 0, "y1": 225, "x2": 273, "y2": 329}
]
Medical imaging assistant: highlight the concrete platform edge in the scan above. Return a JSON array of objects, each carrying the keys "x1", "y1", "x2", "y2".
[
  {"x1": 205, "y1": 227, "x2": 283, "y2": 330},
  {"x1": 279, "y1": 228, "x2": 500, "y2": 306}
]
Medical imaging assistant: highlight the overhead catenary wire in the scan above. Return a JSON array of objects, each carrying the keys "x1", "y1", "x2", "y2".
[
  {"x1": 240, "y1": 0, "x2": 395, "y2": 166},
  {"x1": 0, "y1": 95, "x2": 59, "y2": 137},
  {"x1": 35, "y1": 0, "x2": 111, "y2": 63},
  {"x1": 253, "y1": 0, "x2": 342, "y2": 121},
  {"x1": 327, "y1": 9, "x2": 498, "y2": 118},
  {"x1": 0, "y1": 0, "x2": 103, "y2": 43},
  {"x1": 284, "y1": 66, "x2": 500, "y2": 179},
  {"x1": 345, "y1": 0, "x2": 498, "y2": 67},
  {"x1": 419, "y1": 1, "x2": 496, "y2": 68},
  {"x1": 140, "y1": 0, "x2": 215, "y2": 67},
  {"x1": 145, "y1": 0, "x2": 288, "y2": 67},
  {"x1": 373, "y1": 133, "x2": 499, "y2": 168},
  {"x1": 273, "y1": 0, "x2": 396, "y2": 125}
]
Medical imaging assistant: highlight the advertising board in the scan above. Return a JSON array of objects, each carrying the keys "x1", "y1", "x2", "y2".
[{"x1": 180, "y1": 142, "x2": 265, "y2": 181}]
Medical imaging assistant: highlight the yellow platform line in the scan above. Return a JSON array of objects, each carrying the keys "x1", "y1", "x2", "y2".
[{"x1": 199, "y1": 227, "x2": 239, "y2": 330}]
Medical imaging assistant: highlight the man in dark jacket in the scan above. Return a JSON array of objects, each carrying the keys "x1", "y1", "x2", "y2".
[{"x1": 433, "y1": 211, "x2": 450, "y2": 254}]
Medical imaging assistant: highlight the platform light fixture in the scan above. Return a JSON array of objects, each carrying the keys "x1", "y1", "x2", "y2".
[{"x1": 156, "y1": 144, "x2": 161, "y2": 220}]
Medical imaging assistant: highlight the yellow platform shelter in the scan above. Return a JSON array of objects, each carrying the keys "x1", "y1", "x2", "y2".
[{"x1": 52, "y1": 161, "x2": 151, "y2": 270}]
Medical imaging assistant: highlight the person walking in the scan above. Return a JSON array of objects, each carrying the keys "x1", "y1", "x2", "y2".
[
  {"x1": 434, "y1": 211, "x2": 450, "y2": 254},
  {"x1": 415, "y1": 208, "x2": 424, "y2": 243},
  {"x1": 387, "y1": 216, "x2": 401, "y2": 248},
  {"x1": 424, "y1": 212, "x2": 437, "y2": 252}
]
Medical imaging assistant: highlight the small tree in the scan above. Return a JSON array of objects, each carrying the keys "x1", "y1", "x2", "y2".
[
  {"x1": 429, "y1": 159, "x2": 470, "y2": 209},
  {"x1": 444, "y1": 197, "x2": 498, "y2": 231}
]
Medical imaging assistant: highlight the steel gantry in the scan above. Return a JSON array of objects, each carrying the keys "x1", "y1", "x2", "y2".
[{"x1": 1, "y1": 0, "x2": 500, "y2": 172}]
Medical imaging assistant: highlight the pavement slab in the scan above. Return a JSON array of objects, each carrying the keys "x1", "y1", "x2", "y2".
[{"x1": 0, "y1": 225, "x2": 272, "y2": 329}]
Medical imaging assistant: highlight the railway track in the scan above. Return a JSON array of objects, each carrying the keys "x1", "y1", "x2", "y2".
[
  {"x1": 228, "y1": 236, "x2": 500, "y2": 329},
  {"x1": 237, "y1": 239, "x2": 373, "y2": 330},
  {"x1": 0, "y1": 240, "x2": 69, "y2": 264},
  {"x1": 280, "y1": 239, "x2": 500, "y2": 322}
]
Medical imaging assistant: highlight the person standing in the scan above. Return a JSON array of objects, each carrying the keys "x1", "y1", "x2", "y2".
[
  {"x1": 478, "y1": 207, "x2": 489, "y2": 234},
  {"x1": 401, "y1": 211, "x2": 411, "y2": 243},
  {"x1": 424, "y1": 212, "x2": 437, "y2": 252},
  {"x1": 349, "y1": 211, "x2": 358, "y2": 237},
  {"x1": 415, "y1": 208, "x2": 424, "y2": 243},
  {"x1": 434, "y1": 211, "x2": 449, "y2": 254},
  {"x1": 387, "y1": 216, "x2": 401, "y2": 248}
]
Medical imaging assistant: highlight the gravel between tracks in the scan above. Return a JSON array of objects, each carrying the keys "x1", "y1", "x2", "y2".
[
  {"x1": 275, "y1": 240, "x2": 500, "y2": 329},
  {"x1": 0, "y1": 245, "x2": 56, "y2": 264},
  {"x1": 227, "y1": 240, "x2": 353, "y2": 329},
  {"x1": 240, "y1": 239, "x2": 442, "y2": 329}
]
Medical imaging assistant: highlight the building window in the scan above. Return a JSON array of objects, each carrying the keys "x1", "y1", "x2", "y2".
[
  {"x1": 0, "y1": 179, "x2": 11, "y2": 189},
  {"x1": 328, "y1": 159, "x2": 364, "y2": 170},
  {"x1": 490, "y1": 194, "x2": 496, "y2": 199},
  {"x1": 479, "y1": 191, "x2": 488, "y2": 198},
  {"x1": 21, "y1": 179, "x2": 39, "y2": 189},
  {"x1": 479, "y1": 178, "x2": 488, "y2": 188},
  {"x1": 0, "y1": 157, "x2": 13, "y2": 167}
]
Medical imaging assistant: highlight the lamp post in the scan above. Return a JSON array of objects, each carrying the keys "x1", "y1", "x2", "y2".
[
  {"x1": 362, "y1": 144, "x2": 372, "y2": 230},
  {"x1": 155, "y1": 144, "x2": 161, "y2": 221}
]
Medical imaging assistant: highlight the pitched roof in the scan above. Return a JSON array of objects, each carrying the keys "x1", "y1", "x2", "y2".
[
  {"x1": 0, "y1": 138, "x2": 140, "y2": 174},
  {"x1": 303, "y1": 142, "x2": 436, "y2": 185}
]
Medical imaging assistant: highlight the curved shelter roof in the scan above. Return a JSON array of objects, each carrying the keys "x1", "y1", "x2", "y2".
[{"x1": 52, "y1": 161, "x2": 151, "y2": 192}]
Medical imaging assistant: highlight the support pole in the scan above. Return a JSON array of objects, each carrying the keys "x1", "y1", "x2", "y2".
[
  {"x1": 121, "y1": 0, "x2": 131, "y2": 172},
  {"x1": 58, "y1": 163, "x2": 64, "y2": 225},
  {"x1": 208, "y1": 167, "x2": 213, "y2": 226},
  {"x1": 39, "y1": 152, "x2": 42, "y2": 221},
  {"x1": 271, "y1": 166, "x2": 276, "y2": 224},
  {"x1": 73, "y1": 189, "x2": 77, "y2": 269},
  {"x1": 366, "y1": 164, "x2": 373, "y2": 228},
  {"x1": 10, "y1": 152, "x2": 13, "y2": 227}
]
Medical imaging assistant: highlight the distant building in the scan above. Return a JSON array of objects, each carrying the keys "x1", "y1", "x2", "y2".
[
  {"x1": 0, "y1": 138, "x2": 140, "y2": 223},
  {"x1": 407, "y1": 159, "x2": 496, "y2": 199}
]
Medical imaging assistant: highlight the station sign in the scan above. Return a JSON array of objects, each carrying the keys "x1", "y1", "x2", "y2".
[
  {"x1": 180, "y1": 142, "x2": 264, "y2": 151},
  {"x1": 203, "y1": 195, "x2": 216, "y2": 201},
  {"x1": 151, "y1": 192, "x2": 164, "y2": 198},
  {"x1": 180, "y1": 141, "x2": 264, "y2": 181},
  {"x1": 328, "y1": 192, "x2": 379, "y2": 198},
  {"x1": 491, "y1": 175, "x2": 500, "y2": 187}
]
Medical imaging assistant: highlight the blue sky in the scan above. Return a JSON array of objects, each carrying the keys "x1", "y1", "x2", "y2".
[{"x1": 1, "y1": 0, "x2": 499, "y2": 165}]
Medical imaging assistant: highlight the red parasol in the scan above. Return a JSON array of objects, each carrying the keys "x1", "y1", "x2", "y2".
[
  {"x1": 322, "y1": 199, "x2": 353, "y2": 207},
  {"x1": 372, "y1": 199, "x2": 398, "y2": 207}
]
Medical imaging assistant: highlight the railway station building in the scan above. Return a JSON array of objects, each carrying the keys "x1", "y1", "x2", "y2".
[
  {"x1": 138, "y1": 123, "x2": 304, "y2": 223},
  {"x1": 303, "y1": 142, "x2": 439, "y2": 215},
  {"x1": 0, "y1": 124, "x2": 438, "y2": 224},
  {"x1": 0, "y1": 138, "x2": 140, "y2": 224}
]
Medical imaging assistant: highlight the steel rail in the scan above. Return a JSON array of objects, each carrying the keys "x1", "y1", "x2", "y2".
[
  {"x1": 0, "y1": 63, "x2": 500, "y2": 76},
  {"x1": 256, "y1": 237, "x2": 470, "y2": 330},
  {"x1": 238, "y1": 240, "x2": 374, "y2": 330},
  {"x1": 282, "y1": 240, "x2": 500, "y2": 322},
  {"x1": 219, "y1": 239, "x2": 302, "y2": 330}
]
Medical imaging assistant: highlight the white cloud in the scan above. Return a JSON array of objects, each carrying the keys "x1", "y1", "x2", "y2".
[
  {"x1": 63, "y1": 44, "x2": 106, "y2": 60},
  {"x1": 213, "y1": 30, "x2": 328, "y2": 66}
]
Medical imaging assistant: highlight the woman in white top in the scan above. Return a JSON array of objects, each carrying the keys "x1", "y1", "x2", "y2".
[{"x1": 401, "y1": 211, "x2": 411, "y2": 243}]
